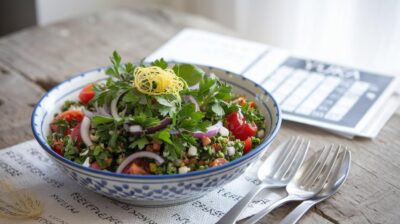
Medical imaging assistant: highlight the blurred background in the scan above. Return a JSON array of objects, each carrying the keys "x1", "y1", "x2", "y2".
[{"x1": 1, "y1": 0, "x2": 400, "y2": 77}]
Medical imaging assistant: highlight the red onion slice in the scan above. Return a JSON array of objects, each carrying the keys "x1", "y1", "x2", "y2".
[
  {"x1": 85, "y1": 105, "x2": 112, "y2": 119},
  {"x1": 169, "y1": 129, "x2": 180, "y2": 135},
  {"x1": 82, "y1": 108, "x2": 94, "y2": 118},
  {"x1": 123, "y1": 117, "x2": 172, "y2": 135},
  {"x1": 146, "y1": 117, "x2": 172, "y2": 134},
  {"x1": 95, "y1": 103, "x2": 111, "y2": 116},
  {"x1": 111, "y1": 92, "x2": 126, "y2": 120},
  {"x1": 189, "y1": 83, "x2": 199, "y2": 90},
  {"x1": 80, "y1": 116, "x2": 93, "y2": 146},
  {"x1": 192, "y1": 121, "x2": 223, "y2": 138},
  {"x1": 116, "y1": 151, "x2": 165, "y2": 173}
]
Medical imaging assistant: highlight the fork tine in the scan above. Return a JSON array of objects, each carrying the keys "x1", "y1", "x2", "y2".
[
  {"x1": 270, "y1": 136, "x2": 299, "y2": 175},
  {"x1": 302, "y1": 145, "x2": 334, "y2": 187},
  {"x1": 282, "y1": 139, "x2": 310, "y2": 180},
  {"x1": 323, "y1": 147, "x2": 348, "y2": 190},
  {"x1": 274, "y1": 137, "x2": 303, "y2": 178},
  {"x1": 300, "y1": 145, "x2": 331, "y2": 187},
  {"x1": 307, "y1": 145, "x2": 342, "y2": 189}
]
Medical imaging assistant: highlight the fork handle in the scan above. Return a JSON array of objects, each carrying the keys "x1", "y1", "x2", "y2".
[
  {"x1": 242, "y1": 194, "x2": 298, "y2": 224},
  {"x1": 280, "y1": 200, "x2": 319, "y2": 224},
  {"x1": 216, "y1": 184, "x2": 267, "y2": 224}
]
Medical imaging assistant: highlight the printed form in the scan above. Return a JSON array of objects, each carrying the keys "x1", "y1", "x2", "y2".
[{"x1": 147, "y1": 29, "x2": 400, "y2": 138}]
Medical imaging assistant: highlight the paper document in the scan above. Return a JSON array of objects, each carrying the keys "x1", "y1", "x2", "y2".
[{"x1": 147, "y1": 29, "x2": 400, "y2": 138}]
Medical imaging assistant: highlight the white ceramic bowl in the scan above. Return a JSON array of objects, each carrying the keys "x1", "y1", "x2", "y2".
[{"x1": 31, "y1": 65, "x2": 281, "y2": 207}]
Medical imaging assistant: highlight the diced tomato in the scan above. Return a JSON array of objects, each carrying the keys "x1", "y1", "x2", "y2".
[
  {"x1": 243, "y1": 138, "x2": 252, "y2": 154},
  {"x1": 126, "y1": 163, "x2": 149, "y2": 175},
  {"x1": 50, "y1": 123, "x2": 59, "y2": 132},
  {"x1": 105, "y1": 158, "x2": 113, "y2": 167},
  {"x1": 248, "y1": 101, "x2": 255, "y2": 109},
  {"x1": 201, "y1": 136, "x2": 212, "y2": 146},
  {"x1": 70, "y1": 122, "x2": 82, "y2": 145},
  {"x1": 122, "y1": 159, "x2": 150, "y2": 175},
  {"x1": 226, "y1": 112, "x2": 258, "y2": 140},
  {"x1": 52, "y1": 140, "x2": 64, "y2": 156},
  {"x1": 90, "y1": 162, "x2": 101, "y2": 170},
  {"x1": 239, "y1": 98, "x2": 246, "y2": 106},
  {"x1": 57, "y1": 110, "x2": 84, "y2": 123},
  {"x1": 209, "y1": 158, "x2": 228, "y2": 167},
  {"x1": 50, "y1": 110, "x2": 84, "y2": 133},
  {"x1": 79, "y1": 84, "x2": 95, "y2": 104}
]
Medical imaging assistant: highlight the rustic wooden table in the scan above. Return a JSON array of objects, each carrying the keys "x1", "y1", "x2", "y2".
[{"x1": 0, "y1": 7, "x2": 399, "y2": 224}]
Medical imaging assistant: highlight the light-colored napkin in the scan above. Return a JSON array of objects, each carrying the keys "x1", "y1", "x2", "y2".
[{"x1": 0, "y1": 140, "x2": 282, "y2": 224}]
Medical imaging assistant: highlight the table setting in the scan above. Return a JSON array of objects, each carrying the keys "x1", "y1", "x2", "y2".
[{"x1": 0, "y1": 6, "x2": 399, "y2": 224}]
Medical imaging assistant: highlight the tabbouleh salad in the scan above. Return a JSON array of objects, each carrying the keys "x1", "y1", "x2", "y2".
[{"x1": 47, "y1": 51, "x2": 266, "y2": 175}]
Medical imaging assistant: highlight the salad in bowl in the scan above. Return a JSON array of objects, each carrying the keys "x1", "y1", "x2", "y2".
[
  {"x1": 32, "y1": 51, "x2": 281, "y2": 206},
  {"x1": 47, "y1": 51, "x2": 266, "y2": 176}
]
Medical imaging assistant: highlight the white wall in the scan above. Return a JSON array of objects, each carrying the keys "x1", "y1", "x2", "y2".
[
  {"x1": 35, "y1": 0, "x2": 400, "y2": 75},
  {"x1": 183, "y1": 0, "x2": 400, "y2": 75},
  {"x1": 35, "y1": 0, "x2": 166, "y2": 25}
]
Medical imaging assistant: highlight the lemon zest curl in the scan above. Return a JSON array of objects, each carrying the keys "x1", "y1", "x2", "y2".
[{"x1": 133, "y1": 66, "x2": 187, "y2": 100}]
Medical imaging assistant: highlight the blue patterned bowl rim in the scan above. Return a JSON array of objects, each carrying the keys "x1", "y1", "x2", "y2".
[{"x1": 31, "y1": 64, "x2": 282, "y2": 180}]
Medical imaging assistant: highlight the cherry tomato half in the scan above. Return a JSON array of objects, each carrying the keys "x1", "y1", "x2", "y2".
[
  {"x1": 226, "y1": 112, "x2": 244, "y2": 132},
  {"x1": 79, "y1": 84, "x2": 95, "y2": 104},
  {"x1": 234, "y1": 122, "x2": 258, "y2": 141},
  {"x1": 226, "y1": 112, "x2": 258, "y2": 140}
]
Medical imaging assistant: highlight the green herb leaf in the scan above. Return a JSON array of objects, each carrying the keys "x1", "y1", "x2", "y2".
[
  {"x1": 122, "y1": 90, "x2": 139, "y2": 103},
  {"x1": 126, "y1": 114, "x2": 160, "y2": 128},
  {"x1": 153, "y1": 128, "x2": 172, "y2": 145},
  {"x1": 112, "y1": 50, "x2": 121, "y2": 65},
  {"x1": 92, "y1": 116, "x2": 114, "y2": 125},
  {"x1": 151, "y1": 58, "x2": 168, "y2": 69},
  {"x1": 109, "y1": 130, "x2": 119, "y2": 148},
  {"x1": 129, "y1": 137, "x2": 149, "y2": 150},
  {"x1": 175, "y1": 103, "x2": 208, "y2": 131},
  {"x1": 124, "y1": 63, "x2": 135, "y2": 74},
  {"x1": 173, "y1": 64, "x2": 204, "y2": 86},
  {"x1": 241, "y1": 102, "x2": 265, "y2": 128},
  {"x1": 211, "y1": 103, "x2": 225, "y2": 117},
  {"x1": 198, "y1": 74, "x2": 217, "y2": 96},
  {"x1": 155, "y1": 96, "x2": 174, "y2": 107},
  {"x1": 155, "y1": 96, "x2": 178, "y2": 117},
  {"x1": 106, "y1": 50, "x2": 123, "y2": 80}
]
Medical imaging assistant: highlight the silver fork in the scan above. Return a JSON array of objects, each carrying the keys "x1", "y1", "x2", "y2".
[
  {"x1": 280, "y1": 148, "x2": 351, "y2": 224},
  {"x1": 217, "y1": 136, "x2": 310, "y2": 224},
  {"x1": 242, "y1": 144, "x2": 344, "y2": 224}
]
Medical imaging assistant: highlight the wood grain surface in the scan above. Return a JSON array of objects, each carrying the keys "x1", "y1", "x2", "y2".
[{"x1": 0, "y1": 6, "x2": 399, "y2": 224}]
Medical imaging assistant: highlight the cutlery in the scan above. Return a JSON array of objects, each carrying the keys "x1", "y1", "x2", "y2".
[
  {"x1": 280, "y1": 148, "x2": 351, "y2": 224},
  {"x1": 242, "y1": 144, "x2": 345, "y2": 224},
  {"x1": 217, "y1": 136, "x2": 310, "y2": 224}
]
